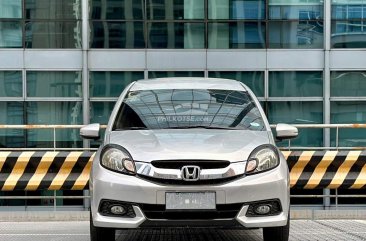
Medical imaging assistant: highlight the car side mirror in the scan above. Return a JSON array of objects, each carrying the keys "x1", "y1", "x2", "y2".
[
  {"x1": 275, "y1": 123, "x2": 298, "y2": 141},
  {"x1": 80, "y1": 123, "x2": 100, "y2": 140}
]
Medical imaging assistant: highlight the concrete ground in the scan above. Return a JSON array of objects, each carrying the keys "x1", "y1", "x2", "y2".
[{"x1": 1, "y1": 220, "x2": 366, "y2": 241}]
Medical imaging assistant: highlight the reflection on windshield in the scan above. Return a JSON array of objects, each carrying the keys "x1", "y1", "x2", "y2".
[{"x1": 113, "y1": 89, "x2": 265, "y2": 131}]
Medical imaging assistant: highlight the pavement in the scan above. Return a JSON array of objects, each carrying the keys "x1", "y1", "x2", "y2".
[{"x1": 1, "y1": 220, "x2": 366, "y2": 241}]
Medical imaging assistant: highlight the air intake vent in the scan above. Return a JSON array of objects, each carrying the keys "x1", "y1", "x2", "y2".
[{"x1": 139, "y1": 203, "x2": 244, "y2": 220}]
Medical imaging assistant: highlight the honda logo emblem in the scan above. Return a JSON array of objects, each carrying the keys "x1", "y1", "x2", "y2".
[{"x1": 181, "y1": 166, "x2": 200, "y2": 181}]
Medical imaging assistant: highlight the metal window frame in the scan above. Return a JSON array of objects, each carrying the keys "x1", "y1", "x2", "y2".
[
  {"x1": 24, "y1": 69, "x2": 83, "y2": 100},
  {"x1": 23, "y1": 0, "x2": 82, "y2": 21},
  {"x1": 0, "y1": 69, "x2": 24, "y2": 100},
  {"x1": 329, "y1": 69, "x2": 366, "y2": 100},
  {"x1": 88, "y1": 70, "x2": 145, "y2": 99},
  {"x1": 267, "y1": 70, "x2": 324, "y2": 99}
]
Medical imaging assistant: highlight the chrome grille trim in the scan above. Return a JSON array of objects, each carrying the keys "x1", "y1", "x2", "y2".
[
  {"x1": 151, "y1": 160, "x2": 230, "y2": 169},
  {"x1": 135, "y1": 161, "x2": 246, "y2": 181}
]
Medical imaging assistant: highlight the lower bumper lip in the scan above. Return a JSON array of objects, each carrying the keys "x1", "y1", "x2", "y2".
[
  {"x1": 93, "y1": 206, "x2": 145, "y2": 229},
  {"x1": 139, "y1": 219, "x2": 243, "y2": 228},
  {"x1": 236, "y1": 205, "x2": 288, "y2": 228}
]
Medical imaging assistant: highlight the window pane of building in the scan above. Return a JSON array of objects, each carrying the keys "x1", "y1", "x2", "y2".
[
  {"x1": 27, "y1": 71, "x2": 82, "y2": 98},
  {"x1": 331, "y1": 1, "x2": 366, "y2": 48},
  {"x1": 208, "y1": 0, "x2": 265, "y2": 20},
  {"x1": 267, "y1": 101, "x2": 323, "y2": 147},
  {"x1": 0, "y1": 102, "x2": 24, "y2": 148},
  {"x1": 331, "y1": 71, "x2": 366, "y2": 97},
  {"x1": 0, "y1": 190, "x2": 83, "y2": 207},
  {"x1": 332, "y1": 0, "x2": 366, "y2": 20},
  {"x1": 91, "y1": 21, "x2": 145, "y2": 48},
  {"x1": 331, "y1": 21, "x2": 366, "y2": 48},
  {"x1": 208, "y1": 22, "x2": 266, "y2": 49},
  {"x1": 269, "y1": 0, "x2": 323, "y2": 20},
  {"x1": 26, "y1": 102, "x2": 83, "y2": 124},
  {"x1": 0, "y1": 21, "x2": 22, "y2": 48},
  {"x1": 26, "y1": 102, "x2": 83, "y2": 148},
  {"x1": 91, "y1": 101, "x2": 116, "y2": 147},
  {"x1": 147, "y1": 0, "x2": 204, "y2": 20},
  {"x1": 25, "y1": 0, "x2": 81, "y2": 19},
  {"x1": 0, "y1": 71, "x2": 22, "y2": 97},
  {"x1": 149, "y1": 71, "x2": 204, "y2": 78},
  {"x1": 0, "y1": 191, "x2": 27, "y2": 206},
  {"x1": 0, "y1": 0, "x2": 22, "y2": 18},
  {"x1": 148, "y1": 23, "x2": 205, "y2": 49},
  {"x1": 90, "y1": 71, "x2": 144, "y2": 97},
  {"x1": 331, "y1": 101, "x2": 366, "y2": 147},
  {"x1": 26, "y1": 128, "x2": 83, "y2": 148},
  {"x1": 269, "y1": 21, "x2": 323, "y2": 48},
  {"x1": 25, "y1": 21, "x2": 82, "y2": 48},
  {"x1": 91, "y1": 0, "x2": 144, "y2": 20},
  {"x1": 267, "y1": 0, "x2": 326, "y2": 50},
  {"x1": 208, "y1": 71, "x2": 264, "y2": 97},
  {"x1": 269, "y1": 71, "x2": 323, "y2": 97},
  {"x1": 91, "y1": 102, "x2": 115, "y2": 124}
]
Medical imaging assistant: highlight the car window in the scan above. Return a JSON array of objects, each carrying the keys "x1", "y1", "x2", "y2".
[{"x1": 113, "y1": 89, "x2": 265, "y2": 131}]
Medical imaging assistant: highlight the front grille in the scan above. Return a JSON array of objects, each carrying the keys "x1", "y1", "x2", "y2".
[
  {"x1": 151, "y1": 160, "x2": 230, "y2": 169},
  {"x1": 139, "y1": 203, "x2": 243, "y2": 220},
  {"x1": 137, "y1": 175, "x2": 243, "y2": 185}
]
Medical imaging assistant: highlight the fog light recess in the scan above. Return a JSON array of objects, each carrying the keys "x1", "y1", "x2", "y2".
[
  {"x1": 99, "y1": 200, "x2": 136, "y2": 218},
  {"x1": 246, "y1": 199, "x2": 282, "y2": 217},
  {"x1": 255, "y1": 205, "x2": 271, "y2": 215},
  {"x1": 110, "y1": 205, "x2": 126, "y2": 215}
]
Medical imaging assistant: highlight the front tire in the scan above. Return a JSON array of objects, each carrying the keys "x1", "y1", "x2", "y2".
[
  {"x1": 90, "y1": 211, "x2": 115, "y2": 241},
  {"x1": 262, "y1": 216, "x2": 289, "y2": 241}
]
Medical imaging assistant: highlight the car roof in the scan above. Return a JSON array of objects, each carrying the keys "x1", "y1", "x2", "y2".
[{"x1": 130, "y1": 78, "x2": 247, "y2": 91}]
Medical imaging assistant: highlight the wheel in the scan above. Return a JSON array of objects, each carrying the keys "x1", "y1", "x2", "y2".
[
  {"x1": 262, "y1": 216, "x2": 289, "y2": 241},
  {"x1": 90, "y1": 211, "x2": 115, "y2": 241}
]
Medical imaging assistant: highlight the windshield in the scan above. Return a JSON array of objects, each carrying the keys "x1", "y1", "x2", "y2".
[{"x1": 113, "y1": 89, "x2": 265, "y2": 131}]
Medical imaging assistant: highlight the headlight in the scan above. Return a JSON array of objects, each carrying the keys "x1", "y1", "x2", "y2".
[
  {"x1": 100, "y1": 145, "x2": 136, "y2": 175},
  {"x1": 246, "y1": 145, "x2": 279, "y2": 175}
]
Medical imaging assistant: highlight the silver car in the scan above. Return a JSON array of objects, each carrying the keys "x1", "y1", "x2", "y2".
[{"x1": 81, "y1": 78, "x2": 298, "y2": 241}]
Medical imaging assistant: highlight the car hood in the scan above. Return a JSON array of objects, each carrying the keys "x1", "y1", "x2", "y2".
[{"x1": 107, "y1": 129, "x2": 271, "y2": 162}]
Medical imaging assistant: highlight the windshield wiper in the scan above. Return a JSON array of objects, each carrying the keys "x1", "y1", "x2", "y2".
[{"x1": 168, "y1": 126, "x2": 237, "y2": 130}]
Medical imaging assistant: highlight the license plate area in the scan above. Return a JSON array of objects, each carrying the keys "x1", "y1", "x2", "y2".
[{"x1": 165, "y1": 192, "x2": 216, "y2": 210}]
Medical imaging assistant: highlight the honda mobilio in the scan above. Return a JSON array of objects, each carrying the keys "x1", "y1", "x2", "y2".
[{"x1": 80, "y1": 78, "x2": 298, "y2": 241}]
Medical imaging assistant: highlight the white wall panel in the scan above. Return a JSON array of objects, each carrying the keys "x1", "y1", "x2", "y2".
[
  {"x1": 89, "y1": 50, "x2": 146, "y2": 69},
  {"x1": 0, "y1": 50, "x2": 23, "y2": 69},
  {"x1": 147, "y1": 50, "x2": 206, "y2": 70},
  {"x1": 24, "y1": 50, "x2": 82, "y2": 69},
  {"x1": 330, "y1": 50, "x2": 366, "y2": 69},
  {"x1": 207, "y1": 50, "x2": 266, "y2": 70},
  {"x1": 267, "y1": 50, "x2": 324, "y2": 69}
]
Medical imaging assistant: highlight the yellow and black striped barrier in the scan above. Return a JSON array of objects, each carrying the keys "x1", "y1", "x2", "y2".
[
  {"x1": 0, "y1": 152, "x2": 94, "y2": 191},
  {"x1": 283, "y1": 151, "x2": 366, "y2": 189},
  {"x1": 0, "y1": 151, "x2": 365, "y2": 191}
]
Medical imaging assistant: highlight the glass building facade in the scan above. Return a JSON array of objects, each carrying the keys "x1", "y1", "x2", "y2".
[{"x1": 0, "y1": 0, "x2": 366, "y2": 209}]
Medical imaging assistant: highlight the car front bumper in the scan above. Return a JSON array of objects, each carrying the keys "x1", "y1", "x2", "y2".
[{"x1": 90, "y1": 161, "x2": 289, "y2": 229}]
